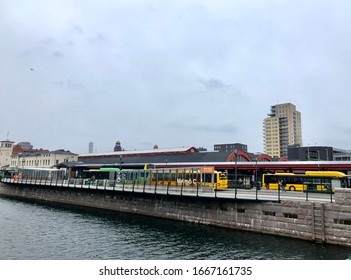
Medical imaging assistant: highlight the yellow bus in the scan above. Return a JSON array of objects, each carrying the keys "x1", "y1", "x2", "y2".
[
  {"x1": 149, "y1": 168, "x2": 228, "y2": 190},
  {"x1": 117, "y1": 168, "x2": 228, "y2": 190},
  {"x1": 262, "y1": 171, "x2": 350, "y2": 192}
]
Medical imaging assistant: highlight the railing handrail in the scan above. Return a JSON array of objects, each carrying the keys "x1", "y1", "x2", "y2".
[{"x1": 0, "y1": 176, "x2": 335, "y2": 203}]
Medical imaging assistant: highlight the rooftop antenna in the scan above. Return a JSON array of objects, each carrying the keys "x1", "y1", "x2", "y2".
[{"x1": 6, "y1": 131, "x2": 9, "y2": 140}]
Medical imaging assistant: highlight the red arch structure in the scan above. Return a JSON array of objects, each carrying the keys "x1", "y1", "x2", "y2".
[
  {"x1": 226, "y1": 151, "x2": 275, "y2": 162},
  {"x1": 256, "y1": 154, "x2": 273, "y2": 162},
  {"x1": 226, "y1": 150, "x2": 252, "y2": 162}
]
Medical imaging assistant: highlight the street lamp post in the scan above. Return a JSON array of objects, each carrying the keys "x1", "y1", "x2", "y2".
[
  {"x1": 255, "y1": 159, "x2": 258, "y2": 186},
  {"x1": 255, "y1": 158, "x2": 259, "y2": 200},
  {"x1": 234, "y1": 149, "x2": 238, "y2": 198}
]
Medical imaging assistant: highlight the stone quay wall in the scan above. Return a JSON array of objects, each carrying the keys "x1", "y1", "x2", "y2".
[{"x1": 1, "y1": 182, "x2": 351, "y2": 247}]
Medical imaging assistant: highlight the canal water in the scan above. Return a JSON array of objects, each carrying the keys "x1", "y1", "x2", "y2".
[{"x1": 1, "y1": 197, "x2": 351, "y2": 260}]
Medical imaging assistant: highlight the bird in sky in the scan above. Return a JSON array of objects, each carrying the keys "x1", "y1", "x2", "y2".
[{"x1": 30, "y1": 68, "x2": 34, "y2": 71}]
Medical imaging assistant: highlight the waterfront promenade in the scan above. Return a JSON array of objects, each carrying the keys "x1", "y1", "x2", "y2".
[{"x1": 0, "y1": 176, "x2": 335, "y2": 203}]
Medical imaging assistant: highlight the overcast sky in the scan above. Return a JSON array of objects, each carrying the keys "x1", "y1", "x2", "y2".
[{"x1": 1, "y1": 0, "x2": 351, "y2": 154}]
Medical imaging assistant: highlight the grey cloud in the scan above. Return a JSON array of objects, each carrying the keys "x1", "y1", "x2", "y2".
[
  {"x1": 89, "y1": 33, "x2": 108, "y2": 44},
  {"x1": 41, "y1": 37, "x2": 56, "y2": 45},
  {"x1": 170, "y1": 122, "x2": 237, "y2": 134},
  {"x1": 3, "y1": 0, "x2": 351, "y2": 154},
  {"x1": 53, "y1": 50, "x2": 64, "y2": 57},
  {"x1": 66, "y1": 79, "x2": 83, "y2": 90},
  {"x1": 198, "y1": 78, "x2": 229, "y2": 91},
  {"x1": 71, "y1": 24, "x2": 84, "y2": 34},
  {"x1": 66, "y1": 40, "x2": 75, "y2": 47},
  {"x1": 52, "y1": 79, "x2": 83, "y2": 90}
]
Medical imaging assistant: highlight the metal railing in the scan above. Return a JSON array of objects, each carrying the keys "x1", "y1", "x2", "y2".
[{"x1": 0, "y1": 174, "x2": 335, "y2": 203}]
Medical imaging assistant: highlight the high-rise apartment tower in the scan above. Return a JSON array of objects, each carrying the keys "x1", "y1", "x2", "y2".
[
  {"x1": 89, "y1": 141, "x2": 94, "y2": 153},
  {"x1": 263, "y1": 103, "x2": 302, "y2": 158}
]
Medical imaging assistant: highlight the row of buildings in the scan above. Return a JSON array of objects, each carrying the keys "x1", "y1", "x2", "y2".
[
  {"x1": 1, "y1": 141, "x2": 350, "y2": 172},
  {"x1": 1, "y1": 103, "x2": 350, "y2": 170},
  {"x1": 0, "y1": 140, "x2": 78, "y2": 170}
]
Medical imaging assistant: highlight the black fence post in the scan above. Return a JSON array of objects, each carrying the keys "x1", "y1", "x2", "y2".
[
  {"x1": 305, "y1": 185, "x2": 309, "y2": 201},
  {"x1": 234, "y1": 182, "x2": 237, "y2": 199},
  {"x1": 154, "y1": 170, "x2": 158, "y2": 194},
  {"x1": 143, "y1": 171, "x2": 146, "y2": 193}
]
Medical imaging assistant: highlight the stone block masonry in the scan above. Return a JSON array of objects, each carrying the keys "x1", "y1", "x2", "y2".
[{"x1": 1, "y1": 183, "x2": 351, "y2": 247}]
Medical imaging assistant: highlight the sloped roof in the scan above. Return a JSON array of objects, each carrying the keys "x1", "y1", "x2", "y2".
[
  {"x1": 78, "y1": 151, "x2": 232, "y2": 165},
  {"x1": 50, "y1": 149, "x2": 78, "y2": 155},
  {"x1": 79, "y1": 147, "x2": 198, "y2": 158}
]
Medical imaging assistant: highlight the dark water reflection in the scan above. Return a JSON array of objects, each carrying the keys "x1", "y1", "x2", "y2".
[{"x1": 1, "y1": 197, "x2": 350, "y2": 260}]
